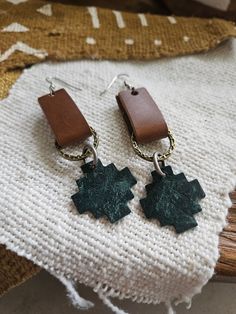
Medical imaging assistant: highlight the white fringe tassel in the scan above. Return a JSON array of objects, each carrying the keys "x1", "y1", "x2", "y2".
[
  {"x1": 98, "y1": 292, "x2": 129, "y2": 314},
  {"x1": 58, "y1": 276, "x2": 94, "y2": 310},
  {"x1": 58, "y1": 275, "x2": 177, "y2": 314},
  {"x1": 165, "y1": 301, "x2": 176, "y2": 314}
]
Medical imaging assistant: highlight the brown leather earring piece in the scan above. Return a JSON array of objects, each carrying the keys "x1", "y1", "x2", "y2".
[
  {"x1": 38, "y1": 88, "x2": 92, "y2": 147},
  {"x1": 116, "y1": 87, "x2": 168, "y2": 144}
]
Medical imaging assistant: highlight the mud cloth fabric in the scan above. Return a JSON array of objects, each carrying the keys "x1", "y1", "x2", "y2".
[{"x1": 0, "y1": 0, "x2": 236, "y2": 76}]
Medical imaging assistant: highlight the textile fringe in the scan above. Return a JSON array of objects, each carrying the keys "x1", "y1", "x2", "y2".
[
  {"x1": 58, "y1": 275, "x2": 129, "y2": 314},
  {"x1": 57, "y1": 276, "x2": 94, "y2": 310},
  {"x1": 98, "y1": 292, "x2": 129, "y2": 314},
  {"x1": 165, "y1": 301, "x2": 176, "y2": 314}
]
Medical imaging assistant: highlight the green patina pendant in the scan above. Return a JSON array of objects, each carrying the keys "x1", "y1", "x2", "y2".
[
  {"x1": 140, "y1": 166, "x2": 205, "y2": 233},
  {"x1": 72, "y1": 159, "x2": 137, "y2": 223}
]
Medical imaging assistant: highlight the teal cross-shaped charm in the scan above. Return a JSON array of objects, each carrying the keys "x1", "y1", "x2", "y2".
[
  {"x1": 140, "y1": 166, "x2": 205, "y2": 233},
  {"x1": 72, "y1": 159, "x2": 137, "y2": 223}
]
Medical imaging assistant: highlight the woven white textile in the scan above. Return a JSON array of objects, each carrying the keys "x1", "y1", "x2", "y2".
[{"x1": 1, "y1": 40, "x2": 236, "y2": 312}]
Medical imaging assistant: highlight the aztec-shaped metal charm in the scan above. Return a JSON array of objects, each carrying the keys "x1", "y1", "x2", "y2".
[
  {"x1": 72, "y1": 159, "x2": 137, "y2": 223},
  {"x1": 140, "y1": 166, "x2": 206, "y2": 233}
]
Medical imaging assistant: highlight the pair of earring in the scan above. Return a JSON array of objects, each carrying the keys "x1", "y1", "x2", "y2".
[{"x1": 38, "y1": 74, "x2": 205, "y2": 234}]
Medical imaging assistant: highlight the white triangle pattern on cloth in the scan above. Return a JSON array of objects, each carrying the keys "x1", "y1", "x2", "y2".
[
  {"x1": 0, "y1": 41, "x2": 47, "y2": 62},
  {"x1": 1, "y1": 22, "x2": 29, "y2": 32},
  {"x1": 6, "y1": 0, "x2": 27, "y2": 4},
  {"x1": 36, "y1": 4, "x2": 52, "y2": 16}
]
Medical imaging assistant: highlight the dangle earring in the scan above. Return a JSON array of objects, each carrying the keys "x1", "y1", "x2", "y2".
[
  {"x1": 101, "y1": 74, "x2": 205, "y2": 233},
  {"x1": 38, "y1": 77, "x2": 137, "y2": 223}
]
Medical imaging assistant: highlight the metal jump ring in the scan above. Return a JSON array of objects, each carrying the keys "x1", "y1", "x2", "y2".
[
  {"x1": 55, "y1": 126, "x2": 99, "y2": 161},
  {"x1": 131, "y1": 130, "x2": 175, "y2": 162},
  {"x1": 153, "y1": 152, "x2": 166, "y2": 177},
  {"x1": 82, "y1": 141, "x2": 98, "y2": 167}
]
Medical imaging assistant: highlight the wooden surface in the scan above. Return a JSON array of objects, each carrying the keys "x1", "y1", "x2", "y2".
[{"x1": 216, "y1": 192, "x2": 236, "y2": 278}]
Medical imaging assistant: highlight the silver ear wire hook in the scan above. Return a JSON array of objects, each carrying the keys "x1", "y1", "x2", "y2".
[
  {"x1": 46, "y1": 77, "x2": 56, "y2": 96},
  {"x1": 46, "y1": 77, "x2": 82, "y2": 96},
  {"x1": 99, "y1": 73, "x2": 130, "y2": 96},
  {"x1": 124, "y1": 80, "x2": 133, "y2": 90}
]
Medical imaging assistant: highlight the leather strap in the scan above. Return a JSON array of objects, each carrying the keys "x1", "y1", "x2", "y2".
[
  {"x1": 116, "y1": 87, "x2": 168, "y2": 144},
  {"x1": 38, "y1": 89, "x2": 92, "y2": 147}
]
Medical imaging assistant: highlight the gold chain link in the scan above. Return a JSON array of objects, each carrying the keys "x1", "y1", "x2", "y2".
[
  {"x1": 131, "y1": 130, "x2": 175, "y2": 162},
  {"x1": 55, "y1": 127, "x2": 99, "y2": 161}
]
